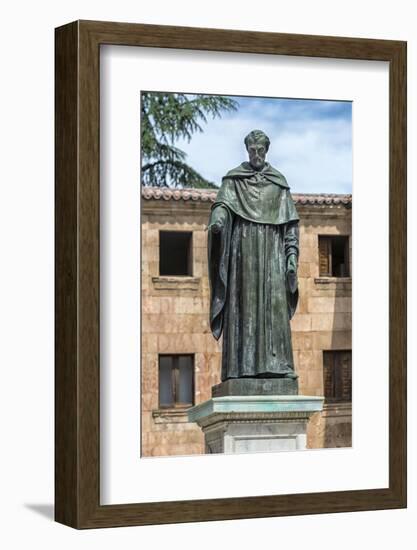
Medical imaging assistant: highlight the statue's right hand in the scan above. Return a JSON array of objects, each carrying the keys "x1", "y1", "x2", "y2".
[{"x1": 209, "y1": 222, "x2": 222, "y2": 234}]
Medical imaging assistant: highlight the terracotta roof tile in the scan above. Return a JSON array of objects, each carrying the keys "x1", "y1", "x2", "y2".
[{"x1": 141, "y1": 187, "x2": 352, "y2": 207}]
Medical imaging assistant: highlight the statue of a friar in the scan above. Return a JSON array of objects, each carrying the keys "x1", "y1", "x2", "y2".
[{"x1": 208, "y1": 130, "x2": 300, "y2": 382}]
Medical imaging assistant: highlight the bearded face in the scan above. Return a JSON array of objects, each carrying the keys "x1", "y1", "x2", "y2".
[{"x1": 247, "y1": 141, "x2": 267, "y2": 171}]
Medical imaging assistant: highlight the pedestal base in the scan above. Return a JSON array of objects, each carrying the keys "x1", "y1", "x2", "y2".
[
  {"x1": 212, "y1": 377, "x2": 298, "y2": 397},
  {"x1": 188, "y1": 395, "x2": 324, "y2": 454}
]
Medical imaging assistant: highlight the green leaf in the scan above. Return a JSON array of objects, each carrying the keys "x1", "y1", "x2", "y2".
[{"x1": 141, "y1": 93, "x2": 238, "y2": 188}]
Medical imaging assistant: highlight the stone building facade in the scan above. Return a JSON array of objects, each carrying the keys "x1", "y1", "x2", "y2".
[{"x1": 141, "y1": 187, "x2": 352, "y2": 457}]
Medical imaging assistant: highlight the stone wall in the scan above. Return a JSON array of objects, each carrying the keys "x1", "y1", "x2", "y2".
[{"x1": 141, "y1": 191, "x2": 352, "y2": 457}]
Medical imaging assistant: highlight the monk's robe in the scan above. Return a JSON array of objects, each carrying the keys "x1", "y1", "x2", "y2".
[{"x1": 208, "y1": 161, "x2": 300, "y2": 381}]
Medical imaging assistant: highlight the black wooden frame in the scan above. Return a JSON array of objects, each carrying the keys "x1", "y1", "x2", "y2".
[{"x1": 55, "y1": 20, "x2": 406, "y2": 529}]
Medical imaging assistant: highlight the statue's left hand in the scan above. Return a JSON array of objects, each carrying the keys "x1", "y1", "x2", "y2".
[
  {"x1": 286, "y1": 254, "x2": 298, "y2": 293},
  {"x1": 209, "y1": 222, "x2": 222, "y2": 234},
  {"x1": 286, "y1": 254, "x2": 297, "y2": 274}
]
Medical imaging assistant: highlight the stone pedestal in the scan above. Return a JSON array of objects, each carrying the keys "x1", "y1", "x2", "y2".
[
  {"x1": 212, "y1": 377, "x2": 298, "y2": 397},
  {"x1": 188, "y1": 395, "x2": 324, "y2": 454}
]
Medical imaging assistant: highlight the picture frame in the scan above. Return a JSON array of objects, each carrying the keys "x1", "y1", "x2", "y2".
[{"x1": 55, "y1": 20, "x2": 406, "y2": 528}]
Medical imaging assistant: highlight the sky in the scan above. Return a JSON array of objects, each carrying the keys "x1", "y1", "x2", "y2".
[{"x1": 175, "y1": 95, "x2": 352, "y2": 194}]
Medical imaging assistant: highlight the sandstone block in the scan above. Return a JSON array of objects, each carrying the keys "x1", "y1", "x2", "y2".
[
  {"x1": 308, "y1": 297, "x2": 335, "y2": 314},
  {"x1": 292, "y1": 332, "x2": 314, "y2": 351},
  {"x1": 174, "y1": 297, "x2": 205, "y2": 314},
  {"x1": 312, "y1": 330, "x2": 352, "y2": 350},
  {"x1": 159, "y1": 297, "x2": 175, "y2": 314},
  {"x1": 142, "y1": 391, "x2": 158, "y2": 412},
  {"x1": 297, "y1": 261, "x2": 311, "y2": 278},
  {"x1": 291, "y1": 314, "x2": 312, "y2": 332},
  {"x1": 308, "y1": 297, "x2": 352, "y2": 313},
  {"x1": 141, "y1": 296, "x2": 160, "y2": 314},
  {"x1": 193, "y1": 230, "x2": 208, "y2": 248},
  {"x1": 299, "y1": 246, "x2": 318, "y2": 263},
  {"x1": 145, "y1": 229, "x2": 159, "y2": 247},
  {"x1": 141, "y1": 335, "x2": 158, "y2": 353},
  {"x1": 299, "y1": 233, "x2": 318, "y2": 248}
]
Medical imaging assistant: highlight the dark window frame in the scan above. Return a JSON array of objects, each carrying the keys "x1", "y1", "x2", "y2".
[
  {"x1": 318, "y1": 235, "x2": 350, "y2": 277},
  {"x1": 159, "y1": 230, "x2": 193, "y2": 277},
  {"x1": 158, "y1": 354, "x2": 195, "y2": 409},
  {"x1": 323, "y1": 349, "x2": 352, "y2": 403}
]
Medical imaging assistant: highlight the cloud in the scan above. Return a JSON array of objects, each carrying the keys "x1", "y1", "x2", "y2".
[{"x1": 175, "y1": 96, "x2": 352, "y2": 194}]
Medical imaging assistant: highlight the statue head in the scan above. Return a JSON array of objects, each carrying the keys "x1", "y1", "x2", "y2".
[{"x1": 244, "y1": 129, "x2": 270, "y2": 171}]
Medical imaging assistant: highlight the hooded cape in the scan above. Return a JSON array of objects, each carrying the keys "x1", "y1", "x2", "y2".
[{"x1": 214, "y1": 161, "x2": 299, "y2": 225}]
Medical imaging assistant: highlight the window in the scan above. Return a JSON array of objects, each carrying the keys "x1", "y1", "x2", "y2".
[
  {"x1": 158, "y1": 354, "x2": 194, "y2": 408},
  {"x1": 318, "y1": 235, "x2": 350, "y2": 277},
  {"x1": 323, "y1": 350, "x2": 352, "y2": 402},
  {"x1": 159, "y1": 231, "x2": 193, "y2": 276}
]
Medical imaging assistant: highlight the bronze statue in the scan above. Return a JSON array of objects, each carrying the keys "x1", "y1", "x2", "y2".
[{"x1": 208, "y1": 130, "x2": 299, "y2": 382}]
